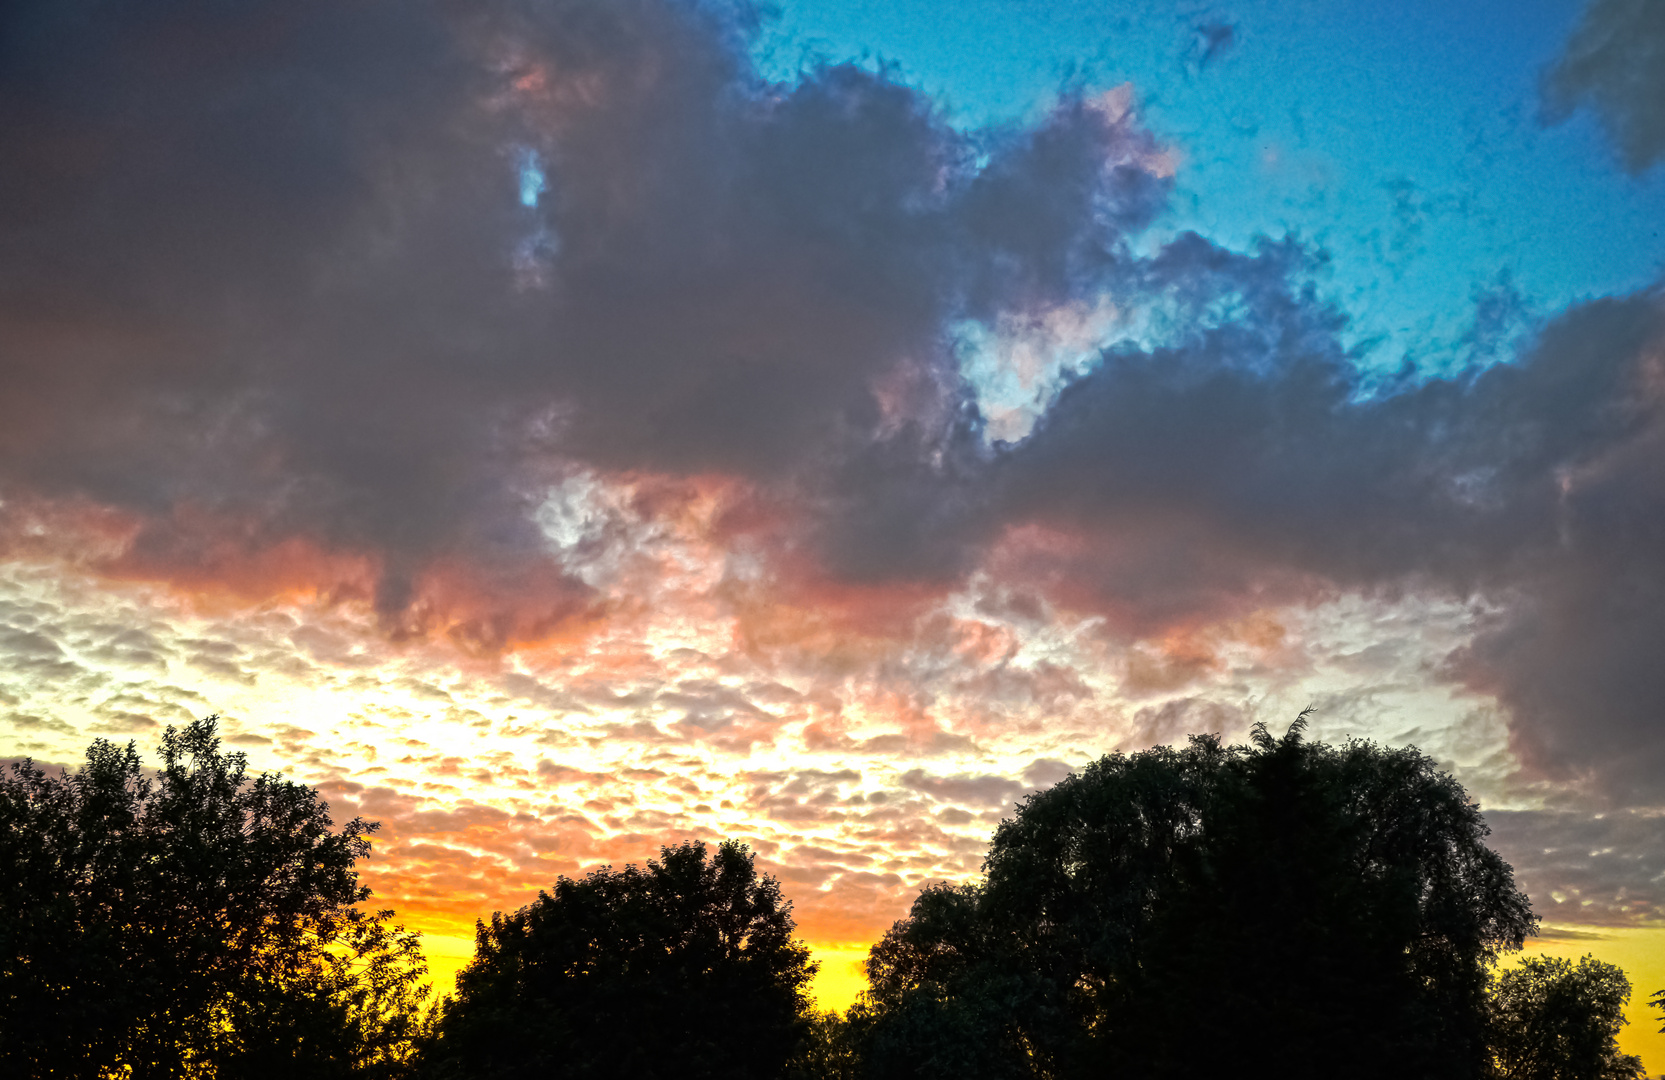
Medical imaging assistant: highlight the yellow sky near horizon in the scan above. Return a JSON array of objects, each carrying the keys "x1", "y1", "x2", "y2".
[
  {"x1": 421, "y1": 935, "x2": 870, "y2": 1014},
  {"x1": 1526, "y1": 926, "x2": 1665, "y2": 1073},
  {"x1": 417, "y1": 929, "x2": 1665, "y2": 1071}
]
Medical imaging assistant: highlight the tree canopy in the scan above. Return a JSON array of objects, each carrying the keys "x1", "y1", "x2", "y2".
[
  {"x1": 422, "y1": 839, "x2": 817, "y2": 1080},
  {"x1": 1489, "y1": 954, "x2": 1644, "y2": 1080},
  {"x1": 857, "y1": 715, "x2": 1539, "y2": 1080},
  {"x1": 0, "y1": 717, "x2": 429, "y2": 1079},
  {"x1": 14, "y1": 712, "x2": 1652, "y2": 1080}
]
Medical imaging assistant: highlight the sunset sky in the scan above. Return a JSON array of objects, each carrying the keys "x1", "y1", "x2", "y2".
[{"x1": 5, "y1": 0, "x2": 1665, "y2": 1063}]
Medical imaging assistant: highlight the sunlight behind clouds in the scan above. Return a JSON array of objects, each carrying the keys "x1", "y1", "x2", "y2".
[{"x1": 0, "y1": 539, "x2": 1545, "y2": 958}]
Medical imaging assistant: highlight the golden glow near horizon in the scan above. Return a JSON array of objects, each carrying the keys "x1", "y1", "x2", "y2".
[
  {"x1": 1520, "y1": 927, "x2": 1665, "y2": 1070},
  {"x1": 419, "y1": 937, "x2": 871, "y2": 1016}
]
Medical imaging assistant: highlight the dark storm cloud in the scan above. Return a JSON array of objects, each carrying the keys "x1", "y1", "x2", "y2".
[
  {"x1": 1543, "y1": 0, "x2": 1665, "y2": 174},
  {"x1": 1004, "y1": 255, "x2": 1658, "y2": 600},
  {"x1": 0, "y1": 0, "x2": 540, "y2": 622},
  {"x1": 0, "y1": 0, "x2": 1168, "y2": 628},
  {"x1": 983, "y1": 259, "x2": 1665, "y2": 796}
]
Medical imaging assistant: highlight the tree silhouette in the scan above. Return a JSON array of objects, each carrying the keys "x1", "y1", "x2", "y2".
[
  {"x1": 1489, "y1": 955, "x2": 1643, "y2": 1080},
  {"x1": 0, "y1": 717, "x2": 429, "y2": 1079},
  {"x1": 422, "y1": 839, "x2": 816, "y2": 1080},
  {"x1": 212, "y1": 905, "x2": 433, "y2": 1079},
  {"x1": 860, "y1": 715, "x2": 1538, "y2": 1080},
  {"x1": 786, "y1": 1010, "x2": 864, "y2": 1080}
]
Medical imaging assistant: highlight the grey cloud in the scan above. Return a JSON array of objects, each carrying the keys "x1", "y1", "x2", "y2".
[
  {"x1": 1021, "y1": 758, "x2": 1075, "y2": 789},
  {"x1": 810, "y1": 409, "x2": 997, "y2": 584},
  {"x1": 289, "y1": 626, "x2": 377, "y2": 668},
  {"x1": 746, "y1": 767, "x2": 861, "y2": 823},
  {"x1": 89, "y1": 712, "x2": 163, "y2": 735},
  {"x1": 185, "y1": 651, "x2": 256, "y2": 685},
  {"x1": 532, "y1": 758, "x2": 606, "y2": 782},
  {"x1": 0, "y1": 627, "x2": 66, "y2": 662},
  {"x1": 1543, "y1": 0, "x2": 1665, "y2": 174},
  {"x1": 3, "y1": 713, "x2": 76, "y2": 737},
  {"x1": 953, "y1": 661, "x2": 1094, "y2": 713},
  {"x1": 392, "y1": 677, "x2": 454, "y2": 704},
  {"x1": 979, "y1": 267, "x2": 1665, "y2": 797},
  {"x1": 1129, "y1": 698, "x2": 1245, "y2": 748},
  {"x1": 973, "y1": 585, "x2": 1050, "y2": 624},
  {"x1": 1486, "y1": 809, "x2": 1665, "y2": 925},
  {"x1": 76, "y1": 626, "x2": 174, "y2": 672},
  {"x1": 0, "y1": 0, "x2": 1170, "y2": 634},
  {"x1": 763, "y1": 768, "x2": 864, "y2": 791},
  {"x1": 660, "y1": 680, "x2": 774, "y2": 729},
  {"x1": 494, "y1": 671, "x2": 588, "y2": 714},
  {"x1": 855, "y1": 730, "x2": 981, "y2": 757},
  {"x1": 898, "y1": 768, "x2": 1025, "y2": 808},
  {"x1": 0, "y1": 624, "x2": 84, "y2": 684},
  {"x1": 786, "y1": 844, "x2": 875, "y2": 869},
  {"x1": 1186, "y1": 20, "x2": 1237, "y2": 74}
]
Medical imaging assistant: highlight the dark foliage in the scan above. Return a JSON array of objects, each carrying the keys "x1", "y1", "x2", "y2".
[
  {"x1": 422, "y1": 839, "x2": 816, "y2": 1080},
  {"x1": 1489, "y1": 955, "x2": 1643, "y2": 1080},
  {"x1": 787, "y1": 1010, "x2": 864, "y2": 1080},
  {"x1": 859, "y1": 714, "x2": 1539, "y2": 1080},
  {"x1": 0, "y1": 717, "x2": 429, "y2": 1079}
]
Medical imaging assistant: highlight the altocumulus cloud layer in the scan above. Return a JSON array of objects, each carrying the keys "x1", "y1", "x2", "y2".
[{"x1": 3, "y1": 0, "x2": 1665, "y2": 950}]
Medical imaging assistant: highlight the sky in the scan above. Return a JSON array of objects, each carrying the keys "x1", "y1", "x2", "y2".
[{"x1": 3, "y1": 0, "x2": 1665, "y2": 1060}]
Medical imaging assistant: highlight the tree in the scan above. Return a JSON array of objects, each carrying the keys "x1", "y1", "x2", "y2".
[
  {"x1": 1489, "y1": 955, "x2": 1644, "y2": 1080},
  {"x1": 211, "y1": 905, "x2": 434, "y2": 1079},
  {"x1": 858, "y1": 883, "x2": 1038, "y2": 1080},
  {"x1": 0, "y1": 716, "x2": 430, "y2": 1078},
  {"x1": 422, "y1": 839, "x2": 816, "y2": 1080},
  {"x1": 860, "y1": 715, "x2": 1539, "y2": 1080},
  {"x1": 786, "y1": 1010, "x2": 864, "y2": 1080}
]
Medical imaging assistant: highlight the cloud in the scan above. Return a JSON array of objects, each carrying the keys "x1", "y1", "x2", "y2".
[
  {"x1": 1487, "y1": 809, "x2": 1665, "y2": 925},
  {"x1": 956, "y1": 270, "x2": 1665, "y2": 797},
  {"x1": 1021, "y1": 759, "x2": 1075, "y2": 789},
  {"x1": 5, "y1": 0, "x2": 1665, "y2": 916},
  {"x1": 1128, "y1": 698, "x2": 1244, "y2": 747},
  {"x1": 1186, "y1": 20, "x2": 1238, "y2": 74},
  {"x1": 0, "y1": 0, "x2": 1171, "y2": 646},
  {"x1": 898, "y1": 769, "x2": 1025, "y2": 808},
  {"x1": 1543, "y1": 0, "x2": 1665, "y2": 174}
]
